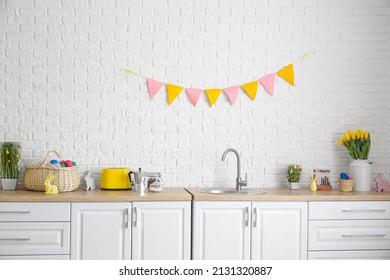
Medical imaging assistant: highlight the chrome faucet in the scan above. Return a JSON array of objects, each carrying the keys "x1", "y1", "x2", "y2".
[{"x1": 221, "y1": 148, "x2": 247, "y2": 192}]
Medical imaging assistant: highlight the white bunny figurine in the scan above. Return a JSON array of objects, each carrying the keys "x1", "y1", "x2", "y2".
[{"x1": 84, "y1": 171, "x2": 96, "y2": 190}]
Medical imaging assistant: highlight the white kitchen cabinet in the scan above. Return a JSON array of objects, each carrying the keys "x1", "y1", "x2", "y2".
[
  {"x1": 71, "y1": 203, "x2": 131, "y2": 260},
  {"x1": 193, "y1": 201, "x2": 307, "y2": 260},
  {"x1": 193, "y1": 201, "x2": 251, "y2": 260},
  {"x1": 132, "y1": 201, "x2": 191, "y2": 260},
  {"x1": 308, "y1": 201, "x2": 390, "y2": 259},
  {"x1": 251, "y1": 202, "x2": 307, "y2": 260},
  {"x1": 0, "y1": 202, "x2": 70, "y2": 259}
]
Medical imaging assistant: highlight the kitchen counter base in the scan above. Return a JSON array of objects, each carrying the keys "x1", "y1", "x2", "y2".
[
  {"x1": 0, "y1": 187, "x2": 191, "y2": 202},
  {"x1": 186, "y1": 187, "x2": 390, "y2": 201}
]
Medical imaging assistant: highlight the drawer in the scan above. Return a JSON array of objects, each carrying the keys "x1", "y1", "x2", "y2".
[
  {"x1": 0, "y1": 203, "x2": 70, "y2": 222},
  {"x1": 0, "y1": 255, "x2": 70, "y2": 260},
  {"x1": 308, "y1": 250, "x2": 390, "y2": 260},
  {"x1": 309, "y1": 220, "x2": 390, "y2": 251},
  {"x1": 0, "y1": 222, "x2": 70, "y2": 255},
  {"x1": 309, "y1": 201, "x2": 390, "y2": 220}
]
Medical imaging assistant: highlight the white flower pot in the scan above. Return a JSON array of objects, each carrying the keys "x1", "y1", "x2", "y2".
[
  {"x1": 1, "y1": 179, "x2": 18, "y2": 190},
  {"x1": 350, "y1": 160, "x2": 372, "y2": 192},
  {"x1": 288, "y1": 182, "x2": 299, "y2": 190}
]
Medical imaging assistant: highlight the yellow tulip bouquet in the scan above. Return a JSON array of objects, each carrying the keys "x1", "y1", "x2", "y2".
[{"x1": 337, "y1": 129, "x2": 371, "y2": 160}]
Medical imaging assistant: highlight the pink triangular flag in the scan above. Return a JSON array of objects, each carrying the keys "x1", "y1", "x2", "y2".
[
  {"x1": 259, "y1": 73, "x2": 276, "y2": 96},
  {"x1": 147, "y1": 78, "x2": 164, "y2": 100},
  {"x1": 186, "y1": 88, "x2": 203, "y2": 107},
  {"x1": 223, "y1": 85, "x2": 240, "y2": 105}
]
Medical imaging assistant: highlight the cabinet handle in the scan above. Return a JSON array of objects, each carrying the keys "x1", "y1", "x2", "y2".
[
  {"x1": 342, "y1": 209, "x2": 386, "y2": 213},
  {"x1": 253, "y1": 208, "x2": 257, "y2": 227},
  {"x1": 133, "y1": 207, "x2": 137, "y2": 227},
  {"x1": 124, "y1": 209, "x2": 129, "y2": 229},
  {"x1": 0, "y1": 237, "x2": 32, "y2": 241},
  {"x1": 244, "y1": 207, "x2": 249, "y2": 227},
  {"x1": 0, "y1": 211, "x2": 32, "y2": 214},
  {"x1": 342, "y1": 233, "x2": 386, "y2": 238}
]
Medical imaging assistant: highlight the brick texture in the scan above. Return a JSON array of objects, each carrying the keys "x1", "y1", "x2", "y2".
[{"x1": 1, "y1": 0, "x2": 390, "y2": 188}]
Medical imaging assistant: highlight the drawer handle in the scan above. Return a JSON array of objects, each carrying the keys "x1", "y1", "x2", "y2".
[
  {"x1": 0, "y1": 237, "x2": 32, "y2": 241},
  {"x1": 253, "y1": 208, "x2": 257, "y2": 228},
  {"x1": 342, "y1": 209, "x2": 386, "y2": 213},
  {"x1": 0, "y1": 211, "x2": 32, "y2": 214},
  {"x1": 124, "y1": 208, "x2": 129, "y2": 229},
  {"x1": 342, "y1": 233, "x2": 386, "y2": 238},
  {"x1": 244, "y1": 207, "x2": 249, "y2": 227},
  {"x1": 133, "y1": 207, "x2": 137, "y2": 227}
]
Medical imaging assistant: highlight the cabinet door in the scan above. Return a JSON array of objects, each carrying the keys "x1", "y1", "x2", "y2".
[
  {"x1": 252, "y1": 202, "x2": 307, "y2": 260},
  {"x1": 132, "y1": 201, "x2": 191, "y2": 260},
  {"x1": 193, "y1": 201, "x2": 251, "y2": 260},
  {"x1": 71, "y1": 203, "x2": 131, "y2": 260}
]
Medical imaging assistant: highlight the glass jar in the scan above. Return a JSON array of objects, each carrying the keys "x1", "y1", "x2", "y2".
[{"x1": 145, "y1": 172, "x2": 163, "y2": 191}]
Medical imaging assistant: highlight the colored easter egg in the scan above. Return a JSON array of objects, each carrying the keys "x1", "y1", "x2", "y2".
[
  {"x1": 65, "y1": 160, "x2": 73, "y2": 167},
  {"x1": 340, "y1": 172, "x2": 349, "y2": 180},
  {"x1": 50, "y1": 159, "x2": 59, "y2": 165},
  {"x1": 60, "y1": 163, "x2": 66, "y2": 167},
  {"x1": 60, "y1": 160, "x2": 65, "y2": 164},
  {"x1": 72, "y1": 161, "x2": 76, "y2": 166}
]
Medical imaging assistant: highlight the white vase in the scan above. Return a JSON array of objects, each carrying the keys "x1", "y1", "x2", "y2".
[
  {"x1": 350, "y1": 160, "x2": 372, "y2": 192},
  {"x1": 288, "y1": 182, "x2": 299, "y2": 190},
  {"x1": 1, "y1": 179, "x2": 18, "y2": 190}
]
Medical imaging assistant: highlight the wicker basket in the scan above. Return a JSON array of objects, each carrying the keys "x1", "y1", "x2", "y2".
[
  {"x1": 339, "y1": 179, "x2": 354, "y2": 192},
  {"x1": 24, "y1": 150, "x2": 80, "y2": 192}
]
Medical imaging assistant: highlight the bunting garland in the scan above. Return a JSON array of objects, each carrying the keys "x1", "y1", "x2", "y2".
[
  {"x1": 241, "y1": 81, "x2": 258, "y2": 101},
  {"x1": 277, "y1": 64, "x2": 295, "y2": 86},
  {"x1": 124, "y1": 52, "x2": 314, "y2": 107},
  {"x1": 205, "y1": 89, "x2": 222, "y2": 107},
  {"x1": 166, "y1": 84, "x2": 183, "y2": 105},
  {"x1": 186, "y1": 88, "x2": 203, "y2": 106},
  {"x1": 223, "y1": 85, "x2": 240, "y2": 105},
  {"x1": 147, "y1": 78, "x2": 164, "y2": 100},
  {"x1": 259, "y1": 73, "x2": 276, "y2": 96}
]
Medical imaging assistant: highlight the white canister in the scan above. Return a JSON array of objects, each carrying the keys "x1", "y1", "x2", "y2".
[
  {"x1": 349, "y1": 160, "x2": 372, "y2": 191},
  {"x1": 1, "y1": 179, "x2": 18, "y2": 190},
  {"x1": 288, "y1": 182, "x2": 299, "y2": 190}
]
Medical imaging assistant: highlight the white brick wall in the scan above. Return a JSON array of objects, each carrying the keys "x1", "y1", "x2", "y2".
[{"x1": 1, "y1": 0, "x2": 390, "y2": 188}]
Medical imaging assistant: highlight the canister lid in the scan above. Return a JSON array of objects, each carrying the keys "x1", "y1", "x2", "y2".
[{"x1": 146, "y1": 172, "x2": 161, "y2": 177}]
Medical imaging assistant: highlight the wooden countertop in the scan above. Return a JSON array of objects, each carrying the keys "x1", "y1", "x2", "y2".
[
  {"x1": 186, "y1": 187, "x2": 390, "y2": 201},
  {"x1": 2, "y1": 187, "x2": 390, "y2": 202},
  {"x1": 0, "y1": 187, "x2": 192, "y2": 202}
]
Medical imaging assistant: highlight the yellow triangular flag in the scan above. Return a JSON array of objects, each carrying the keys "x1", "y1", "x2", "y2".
[
  {"x1": 166, "y1": 84, "x2": 184, "y2": 105},
  {"x1": 241, "y1": 81, "x2": 258, "y2": 101},
  {"x1": 277, "y1": 64, "x2": 294, "y2": 86},
  {"x1": 204, "y1": 89, "x2": 222, "y2": 107}
]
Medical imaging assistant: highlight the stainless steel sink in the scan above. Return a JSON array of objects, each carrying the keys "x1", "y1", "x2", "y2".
[{"x1": 198, "y1": 188, "x2": 267, "y2": 195}]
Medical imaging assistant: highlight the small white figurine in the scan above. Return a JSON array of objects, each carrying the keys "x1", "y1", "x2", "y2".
[{"x1": 84, "y1": 171, "x2": 96, "y2": 190}]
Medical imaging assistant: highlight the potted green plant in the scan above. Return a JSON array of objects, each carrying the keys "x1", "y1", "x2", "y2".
[
  {"x1": 286, "y1": 164, "x2": 302, "y2": 190},
  {"x1": 0, "y1": 142, "x2": 22, "y2": 190}
]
